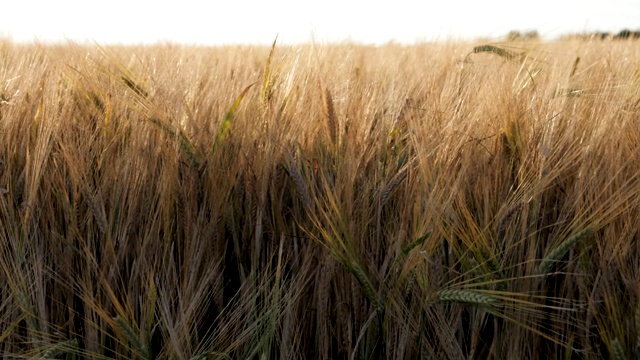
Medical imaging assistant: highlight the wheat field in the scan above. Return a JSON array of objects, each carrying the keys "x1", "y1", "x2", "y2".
[{"x1": 0, "y1": 38, "x2": 640, "y2": 359}]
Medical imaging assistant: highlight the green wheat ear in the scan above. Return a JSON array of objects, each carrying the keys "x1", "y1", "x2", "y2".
[
  {"x1": 349, "y1": 259, "x2": 381, "y2": 310},
  {"x1": 402, "y1": 231, "x2": 431, "y2": 255},
  {"x1": 114, "y1": 315, "x2": 151, "y2": 360},
  {"x1": 611, "y1": 338, "x2": 626, "y2": 360},
  {"x1": 190, "y1": 351, "x2": 233, "y2": 360},
  {"x1": 538, "y1": 228, "x2": 592, "y2": 275},
  {"x1": 41, "y1": 338, "x2": 79, "y2": 359},
  {"x1": 212, "y1": 82, "x2": 257, "y2": 154},
  {"x1": 147, "y1": 117, "x2": 200, "y2": 165},
  {"x1": 436, "y1": 289, "x2": 497, "y2": 306}
]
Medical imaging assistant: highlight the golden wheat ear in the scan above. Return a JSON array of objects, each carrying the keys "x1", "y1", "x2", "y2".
[
  {"x1": 321, "y1": 86, "x2": 338, "y2": 148},
  {"x1": 259, "y1": 37, "x2": 278, "y2": 116}
]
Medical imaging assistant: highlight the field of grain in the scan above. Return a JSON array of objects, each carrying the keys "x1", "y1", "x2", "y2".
[{"x1": 1, "y1": 38, "x2": 639, "y2": 359}]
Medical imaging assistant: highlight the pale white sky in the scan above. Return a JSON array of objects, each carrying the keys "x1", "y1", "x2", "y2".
[{"x1": 1, "y1": 1, "x2": 639, "y2": 45}]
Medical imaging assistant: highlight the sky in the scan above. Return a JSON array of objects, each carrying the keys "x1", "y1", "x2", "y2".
[{"x1": 1, "y1": 1, "x2": 639, "y2": 45}]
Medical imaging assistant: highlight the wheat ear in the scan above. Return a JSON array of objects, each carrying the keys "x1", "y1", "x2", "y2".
[
  {"x1": 41, "y1": 338, "x2": 79, "y2": 359},
  {"x1": 538, "y1": 228, "x2": 592, "y2": 275},
  {"x1": 436, "y1": 289, "x2": 497, "y2": 306},
  {"x1": 473, "y1": 45, "x2": 524, "y2": 61},
  {"x1": 350, "y1": 260, "x2": 380, "y2": 310},
  {"x1": 321, "y1": 87, "x2": 338, "y2": 148},
  {"x1": 114, "y1": 316, "x2": 150, "y2": 360},
  {"x1": 286, "y1": 162, "x2": 313, "y2": 210},
  {"x1": 611, "y1": 338, "x2": 626, "y2": 360},
  {"x1": 636, "y1": 302, "x2": 640, "y2": 359}
]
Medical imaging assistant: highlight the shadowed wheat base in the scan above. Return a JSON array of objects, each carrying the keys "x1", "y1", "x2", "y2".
[{"x1": 0, "y1": 38, "x2": 640, "y2": 359}]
